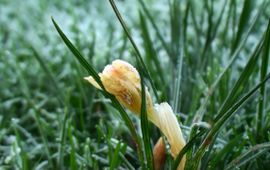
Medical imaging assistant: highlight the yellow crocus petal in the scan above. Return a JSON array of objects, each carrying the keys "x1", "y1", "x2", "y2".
[
  {"x1": 111, "y1": 59, "x2": 141, "y2": 89},
  {"x1": 102, "y1": 71, "x2": 142, "y2": 114},
  {"x1": 84, "y1": 59, "x2": 154, "y2": 116},
  {"x1": 153, "y1": 102, "x2": 186, "y2": 170}
]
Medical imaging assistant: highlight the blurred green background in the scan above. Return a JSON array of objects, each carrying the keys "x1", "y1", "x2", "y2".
[{"x1": 1, "y1": 0, "x2": 270, "y2": 169}]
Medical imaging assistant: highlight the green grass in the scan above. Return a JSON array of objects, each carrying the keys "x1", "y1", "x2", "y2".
[{"x1": 1, "y1": 0, "x2": 270, "y2": 169}]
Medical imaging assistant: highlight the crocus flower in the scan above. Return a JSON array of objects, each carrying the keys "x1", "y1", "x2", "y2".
[
  {"x1": 84, "y1": 59, "x2": 185, "y2": 170},
  {"x1": 84, "y1": 59, "x2": 155, "y2": 118}
]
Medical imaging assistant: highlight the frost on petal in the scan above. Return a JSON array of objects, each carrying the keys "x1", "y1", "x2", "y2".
[
  {"x1": 84, "y1": 59, "x2": 154, "y2": 117},
  {"x1": 111, "y1": 59, "x2": 140, "y2": 89}
]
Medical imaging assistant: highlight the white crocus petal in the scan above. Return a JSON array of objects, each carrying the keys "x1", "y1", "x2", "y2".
[{"x1": 153, "y1": 102, "x2": 186, "y2": 170}]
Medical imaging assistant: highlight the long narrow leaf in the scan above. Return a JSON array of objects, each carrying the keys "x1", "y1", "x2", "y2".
[
  {"x1": 256, "y1": 19, "x2": 270, "y2": 137},
  {"x1": 108, "y1": 0, "x2": 160, "y2": 102},
  {"x1": 225, "y1": 142, "x2": 270, "y2": 169},
  {"x1": 139, "y1": 67, "x2": 154, "y2": 169},
  {"x1": 231, "y1": 0, "x2": 253, "y2": 53},
  {"x1": 139, "y1": 12, "x2": 167, "y2": 101},
  {"x1": 208, "y1": 135, "x2": 243, "y2": 169},
  {"x1": 214, "y1": 36, "x2": 264, "y2": 122},
  {"x1": 138, "y1": 0, "x2": 173, "y2": 60},
  {"x1": 190, "y1": 73, "x2": 270, "y2": 170},
  {"x1": 192, "y1": 0, "x2": 267, "y2": 123},
  {"x1": 51, "y1": 17, "x2": 144, "y2": 166},
  {"x1": 172, "y1": 129, "x2": 206, "y2": 170}
]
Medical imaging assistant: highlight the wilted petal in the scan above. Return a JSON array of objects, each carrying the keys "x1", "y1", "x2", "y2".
[{"x1": 153, "y1": 102, "x2": 186, "y2": 170}]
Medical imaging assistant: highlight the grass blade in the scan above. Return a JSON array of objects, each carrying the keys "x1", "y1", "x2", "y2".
[
  {"x1": 192, "y1": 0, "x2": 267, "y2": 123},
  {"x1": 190, "y1": 73, "x2": 270, "y2": 169},
  {"x1": 200, "y1": 0, "x2": 214, "y2": 70},
  {"x1": 31, "y1": 46, "x2": 64, "y2": 106},
  {"x1": 13, "y1": 58, "x2": 54, "y2": 168},
  {"x1": 139, "y1": 67, "x2": 154, "y2": 169},
  {"x1": 231, "y1": 0, "x2": 254, "y2": 53},
  {"x1": 208, "y1": 135, "x2": 243, "y2": 170},
  {"x1": 110, "y1": 142, "x2": 122, "y2": 170},
  {"x1": 225, "y1": 142, "x2": 270, "y2": 169},
  {"x1": 139, "y1": 12, "x2": 167, "y2": 101},
  {"x1": 108, "y1": 0, "x2": 160, "y2": 102},
  {"x1": 12, "y1": 123, "x2": 30, "y2": 170},
  {"x1": 51, "y1": 18, "x2": 102, "y2": 88},
  {"x1": 256, "y1": 19, "x2": 270, "y2": 139},
  {"x1": 169, "y1": 0, "x2": 184, "y2": 113},
  {"x1": 51, "y1": 17, "x2": 144, "y2": 167},
  {"x1": 172, "y1": 129, "x2": 206, "y2": 170},
  {"x1": 138, "y1": 0, "x2": 173, "y2": 60},
  {"x1": 67, "y1": 121, "x2": 78, "y2": 170},
  {"x1": 169, "y1": 0, "x2": 181, "y2": 60},
  {"x1": 214, "y1": 36, "x2": 264, "y2": 122},
  {"x1": 57, "y1": 98, "x2": 69, "y2": 169},
  {"x1": 172, "y1": 51, "x2": 184, "y2": 113}
]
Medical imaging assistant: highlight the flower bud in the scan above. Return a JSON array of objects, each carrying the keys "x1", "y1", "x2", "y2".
[{"x1": 84, "y1": 59, "x2": 154, "y2": 116}]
